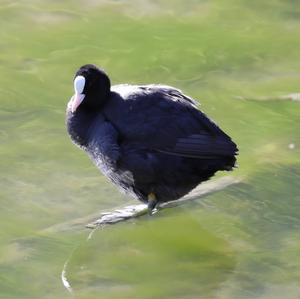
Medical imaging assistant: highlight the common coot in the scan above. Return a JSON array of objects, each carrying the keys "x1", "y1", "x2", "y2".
[{"x1": 66, "y1": 64, "x2": 238, "y2": 212}]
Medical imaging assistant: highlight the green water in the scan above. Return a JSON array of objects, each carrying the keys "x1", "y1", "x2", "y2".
[{"x1": 1, "y1": 1, "x2": 300, "y2": 298}]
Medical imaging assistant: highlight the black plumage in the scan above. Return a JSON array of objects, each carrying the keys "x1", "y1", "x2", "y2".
[{"x1": 66, "y1": 64, "x2": 238, "y2": 211}]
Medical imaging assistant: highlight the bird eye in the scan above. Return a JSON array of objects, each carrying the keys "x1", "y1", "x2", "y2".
[{"x1": 74, "y1": 76, "x2": 86, "y2": 94}]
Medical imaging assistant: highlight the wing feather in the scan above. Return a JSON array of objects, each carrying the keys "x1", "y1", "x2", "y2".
[{"x1": 107, "y1": 84, "x2": 238, "y2": 160}]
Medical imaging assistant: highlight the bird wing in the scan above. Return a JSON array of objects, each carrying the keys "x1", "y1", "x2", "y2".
[
  {"x1": 156, "y1": 133, "x2": 238, "y2": 159},
  {"x1": 107, "y1": 85, "x2": 238, "y2": 159}
]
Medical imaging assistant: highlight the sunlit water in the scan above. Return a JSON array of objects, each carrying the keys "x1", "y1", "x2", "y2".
[{"x1": 1, "y1": 1, "x2": 300, "y2": 298}]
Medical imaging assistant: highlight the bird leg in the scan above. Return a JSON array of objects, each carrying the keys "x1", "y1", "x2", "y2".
[{"x1": 147, "y1": 192, "x2": 158, "y2": 215}]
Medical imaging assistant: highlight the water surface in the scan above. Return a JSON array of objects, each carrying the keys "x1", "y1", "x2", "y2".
[{"x1": 1, "y1": 1, "x2": 300, "y2": 298}]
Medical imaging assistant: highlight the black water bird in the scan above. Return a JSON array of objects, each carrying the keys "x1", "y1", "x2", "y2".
[{"x1": 66, "y1": 64, "x2": 238, "y2": 213}]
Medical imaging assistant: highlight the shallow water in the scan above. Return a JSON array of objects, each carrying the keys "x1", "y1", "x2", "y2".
[{"x1": 1, "y1": 1, "x2": 300, "y2": 298}]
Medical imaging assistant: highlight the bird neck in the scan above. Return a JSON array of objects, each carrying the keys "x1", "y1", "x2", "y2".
[{"x1": 66, "y1": 108, "x2": 99, "y2": 149}]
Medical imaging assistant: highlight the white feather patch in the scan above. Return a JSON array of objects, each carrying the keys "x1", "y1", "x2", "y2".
[{"x1": 74, "y1": 75, "x2": 85, "y2": 94}]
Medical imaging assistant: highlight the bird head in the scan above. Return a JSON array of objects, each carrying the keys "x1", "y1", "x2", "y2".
[{"x1": 70, "y1": 64, "x2": 111, "y2": 113}]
